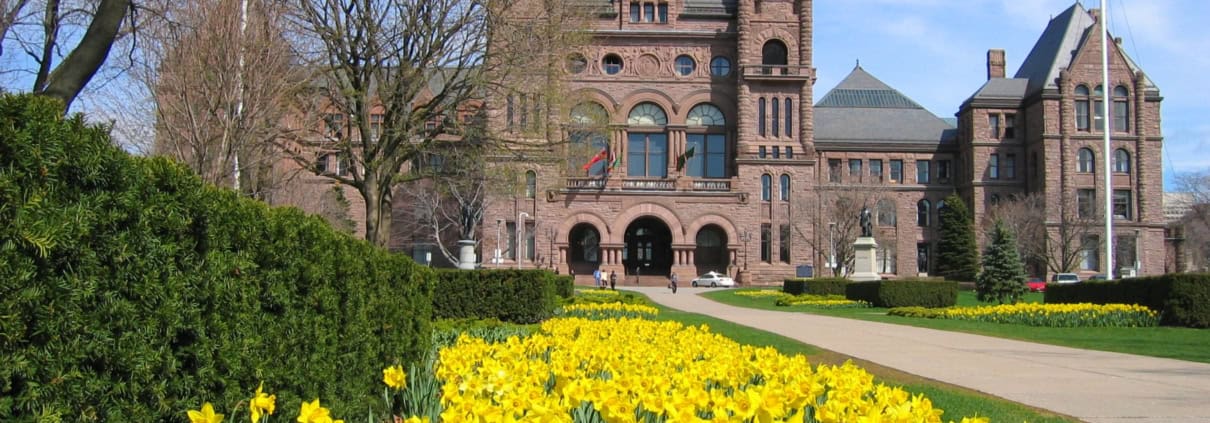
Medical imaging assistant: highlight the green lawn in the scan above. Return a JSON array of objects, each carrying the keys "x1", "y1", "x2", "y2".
[
  {"x1": 704, "y1": 288, "x2": 1210, "y2": 363},
  {"x1": 631, "y1": 293, "x2": 1076, "y2": 423}
]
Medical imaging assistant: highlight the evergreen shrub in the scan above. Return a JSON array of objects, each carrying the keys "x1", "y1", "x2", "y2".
[
  {"x1": 845, "y1": 279, "x2": 959, "y2": 308},
  {"x1": 0, "y1": 95, "x2": 434, "y2": 420},
  {"x1": 1045, "y1": 273, "x2": 1210, "y2": 328},
  {"x1": 431, "y1": 269, "x2": 562, "y2": 324},
  {"x1": 783, "y1": 277, "x2": 849, "y2": 296}
]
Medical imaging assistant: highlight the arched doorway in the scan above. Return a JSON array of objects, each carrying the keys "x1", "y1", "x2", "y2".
[
  {"x1": 695, "y1": 225, "x2": 729, "y2": 276},
  {"x1": 623, "y1": 217, "x2": 672, "y2": 277},
  {"x1": 567, "y1": 223, "x2": 601, "y2": 276}
]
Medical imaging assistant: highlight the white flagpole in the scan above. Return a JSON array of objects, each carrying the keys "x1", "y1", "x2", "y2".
[{"x1": 1101, "y1": 0, "x2": 1114, "y2": 279}]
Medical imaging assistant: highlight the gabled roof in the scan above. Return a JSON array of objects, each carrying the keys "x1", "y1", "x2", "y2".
[
  {"x1": 1014, "y1": 2, "x2": 1156, "y2": 96},
  {"x1": 815, "y1": 66, "x2": 956, "y2": 144}
]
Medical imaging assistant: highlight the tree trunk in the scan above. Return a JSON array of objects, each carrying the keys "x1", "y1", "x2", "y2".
[
  {"x1": 38, "y1": 0, "x2": 129, "y2": 110},
  {"x1": 362, "y1": 173, "x2": 393, "y2": 248}
]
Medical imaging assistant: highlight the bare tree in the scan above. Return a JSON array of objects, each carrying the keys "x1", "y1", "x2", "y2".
[
  {"x1": 1045, "y1": 194, "x2": 1102, "y2": 274},
  {"x1": 1177, "y1": 170, "x2": 1210, "y2": 271},
  {"x1": 794, "y1": 183, "x2": 891, "y2": 277},
  {"x1": 984, "y1": 193, "x2": 1047, "y2": 275}
]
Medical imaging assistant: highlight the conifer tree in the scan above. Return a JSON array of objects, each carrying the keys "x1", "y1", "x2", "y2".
[
  {"x1": 936, "y1": 193, "x2": 979, "y2": 281},
  {"x1": 976, "y1": 219, "x2": 1029, "y2": 303}
]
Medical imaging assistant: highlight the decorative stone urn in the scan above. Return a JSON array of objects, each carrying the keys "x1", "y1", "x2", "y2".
[{"x1": 457, "y1": 240, "x2": 477, "y2": 270}]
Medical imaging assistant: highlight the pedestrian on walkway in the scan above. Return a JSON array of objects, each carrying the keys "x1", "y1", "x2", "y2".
[
  {"x1": 609, "y1": 271, "x2": 617, "y2": 290},
  {"x1": 669, "y1": 272, "x2": 678, "y2": 294},
  {"x1": 593, "y1": 268, "x2": 602, "y2": 288}
]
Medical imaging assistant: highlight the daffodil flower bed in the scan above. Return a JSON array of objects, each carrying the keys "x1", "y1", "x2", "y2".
[
  {"x1": 888, "y1": 303, "x2": 1159, "y2": 327},
  {"x1": 559, "y1": 303, "x2": 661, "y2": 319},
  {"x1": 579, "y1": 289, "x2": 622, "y2": 296},
  {"x1": 774, "y1": 295, "x2": 870, "y2": 309},
  {"x1": 735, "y1": 290, "x2": 792, "y2": 299},
  {"x1": 433, "y1": 317, "x2": 985, "y2": 422}
]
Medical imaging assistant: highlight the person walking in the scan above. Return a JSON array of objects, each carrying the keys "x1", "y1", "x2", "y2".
[
  {"x1": 593, "y1": 268, "x2": 602, "y2": 288},
  {"x1": 609, "y1": 271, "x2": 617, "y2": 290},
  {"x1": 669, "y1": 272, "x2": 678, "y2": 294}
]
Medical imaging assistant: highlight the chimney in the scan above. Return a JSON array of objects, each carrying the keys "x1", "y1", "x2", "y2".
[{"x1": 987, "y1": 49, "x2": 1006, "y2": 80}]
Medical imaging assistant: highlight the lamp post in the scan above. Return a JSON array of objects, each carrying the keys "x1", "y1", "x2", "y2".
[
  {"x1": 828, "y1": 222, "x2": 837, "y2": 271},
  {"x1": 517, "y1": 212, "x2": 530, "y2": 269},
  {"x1": 495, "y1": 219, "x2": 503, "y2": 268},
  {"x1": 546, "y1": 226, "x2": 557, "y2": 270},
  {"x1": 740, "y1": 230, "x2": 752, "y2": 270}
]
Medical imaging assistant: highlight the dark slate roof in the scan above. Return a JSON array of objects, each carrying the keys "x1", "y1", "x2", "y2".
[
  {"x1": 1014, "y1": 2, "x2": 1156, "y2": 95},
  {"x1": 682, "y1": 0, "x2": 737, "y2": 17},
  {"x1": 972, "y1": 78, "x2": 1029, "y2": 100},
  {"x1": 815, "y1": 66, "x2": 956, "y2": 144}
]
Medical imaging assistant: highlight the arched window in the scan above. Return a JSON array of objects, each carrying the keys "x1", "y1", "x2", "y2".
[
  {"x1": 1093, "y1": 85, "x2": 1106, "y2": 131},
  {"x1": 757, "y1": 97, "x2": 766, "y2": 136},
  {"x1": 570, "y1": 102, "x2": 609, "y2": 125},
  {"x1": 1074, "y1": 84, "x2": 1090, "y2": 131},
  {"x1": 569, "y1": 103, "x2": 610, "y2": 176},
  {"x1": 771, "y1": 97, "x2": 780, "y2": 137},
  {"x1": 784, "y1": 98, "x2": 793, "y2": 136},
  {"x1": 917, "y1": 200, "x2": 931, "y2": 227},
  {"x1": 1113, "y1": 85, "x2": 1130, "y2": 132},
  {"x1": 761, "y1": 174, "x2": 772, "y2": 201},
  {"x1": 762, "y1": 40, "x2": 788, "y2": 66},
  {"x1": 686, "y1": 104, "x2": 728, "y2": 179},
  {"x1": 686, "y1": 104, "x2": 725, "y2": 126},
  {"x1": 779, "y1": 174, "x2": 790, "y2": 201},
  {"x1": 627, "y1": 103, "x2": 669, "y2": 177},
  {"x1": 877, "y1": 199, "x2": 896, "y2": 227},
  {"x1": 1077, "y1": 148, "x2": 1095, "y2": 173},
  {"x1": 1114, "y1": 149, "x2": 1131, "y2": 173},
  {"x1": 525, "y1": 170, "x2": 536, "y2": 198}
]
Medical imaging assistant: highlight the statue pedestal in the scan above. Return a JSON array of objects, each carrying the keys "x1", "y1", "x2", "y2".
[
  {"x1": 457, "y1": 240, "x2": 478, "y2": 270},
  {"x1": 850, "y1": 237, "x2": 880, "y2": 282}
]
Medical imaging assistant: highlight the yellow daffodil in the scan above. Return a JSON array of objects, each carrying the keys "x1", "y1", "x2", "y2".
[
  {"x1": 249, "y1": 382, "x2": 276, "y2": 422},
  {"x1": 383, "y1": 365, "x2": 407, "y2": 390},
  {"x1": 187, "y1": 402, "x2": 224, "y2": 423},
  {"x1": 296, "y1": 398, "x2": 342, "y2": 423}
]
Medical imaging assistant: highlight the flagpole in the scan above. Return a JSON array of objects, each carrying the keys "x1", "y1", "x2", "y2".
[{"x1": 1100, "y1": 0, "x2": 1114, "y2": 280}]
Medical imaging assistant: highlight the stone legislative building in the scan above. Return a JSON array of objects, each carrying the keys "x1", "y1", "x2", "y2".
[{"x1": 470, "y1": 0, "x2": 1164, "y2": 284}]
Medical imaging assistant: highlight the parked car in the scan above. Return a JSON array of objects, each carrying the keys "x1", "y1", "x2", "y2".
[
  {"x1": 1088, "y1": 274, "x2": 1110, "y2": 281},
  {"x1": 691, "y1": 271, "x2": 736, "y2": 288},
  {"x1": 1026, "y1": 277, "x2": 1047, "y2": 292},
  {"x1": 1051, "y1": 273, "x2": 1080, "y2": 284}
]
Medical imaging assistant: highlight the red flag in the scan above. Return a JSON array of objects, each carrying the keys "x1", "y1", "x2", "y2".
[{"x1": 582, "y1": 148, "x2": 608, "y2": 170}]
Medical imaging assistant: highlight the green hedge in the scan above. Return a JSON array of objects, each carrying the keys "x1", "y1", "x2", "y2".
[
  {"x1": 845, "y1": 279, "x2": 959, "y2": 308},
  {"x1": 0, "y1": 95, "x2": 434, "y2": 420},
  {"x1": 431, "y1": 269, "x2": 564, "y2": 324},
  {"x1": 783, "y1": 277, "x2": 849, "y2": 296},
  {"x1": 1044, "y1": 274, "x2": 1210, "y2": 328}
]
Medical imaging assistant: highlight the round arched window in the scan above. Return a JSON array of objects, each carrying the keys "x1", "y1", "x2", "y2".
[
  {"x1": 570, "y1": 102, "x2": 609, "y2": 125},
  {"x1": 602, "y1": 54, "x2": 624, "y2": 75},
  {"x1": 627, "y1": 103, "x2": 668, "y2": 126},
  {"x1": 686, "y1": 104, "x2": 725, "y2": 126},
  {"x1": 710, "y1": 56, "x2": 731, "y2": 77},
  {"x1": 675, "y1": 55, "x2": 696, "y2": 76}
]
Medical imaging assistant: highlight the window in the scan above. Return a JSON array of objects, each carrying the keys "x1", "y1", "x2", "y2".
[
  {"x1": 870, "y1": 159, "x2": 883, "y2": 182},
  {"x1": 761, "y1": 40, "x2": 788, "y2": 69},
  {"x1": 315, "y1": 153, "x2": 330, "y2": 173},
  {"x1": 566, "y1": 53, "x2": 587, "y2": 74},
  {"x1": 710, "y1": 56, "x2": 731, "y2": 77},
  {"x1": 771, "y1": 98, "x2": 780, "y2": 137},
  {"x1": 370, "y1": 113, "x2": 383, "y2": 140},
  {"x1": 530, "y1": 94, "x2": 542, "y2": 132},
  {"x1": 519, "y1": 95, "x2": 528, "y2": 129},
  {"x1": 1004, "y1": 154, "x2": 1016, "y2": 180},
  {"x1": 937, "y1": 159, "x2": 951, "y2": 182},
  {"x1": 989, "y1": 114, "x2": 1000, "y2": 139},
  {"x1": 675, "y1": 55, "x2": 695, "y2": 76},
  {"x1": 337, "y1": 154, "x2": 352, "y2": 176},
  {"x1": 917, "y1": 243, "x2": 930, "y2": 273},
  {"x1": 988, "y1": 154, "x2": 999, "y2": 179},
  {"x1": 849, "y1": 159, "x2": 863, "y2": 182},
  {"x1": 526, "y1": 222, "x2": 536, "y2": 261},
  {"x1": 758, "y1": 98, "x2": 766, "y2": 136},
  {"x1": 761, "y1": 174, "x2": 772, "y2": 201},
  {"x1": 877, "y1": 199, "x2": 896, "y2": 227},
  {"x1": 642, "y1": 3, "x2": 653, "y2": 22},
  {"x1": 1081, "y1": 235, "x2": 1100, "y2": 271},
  {"x1": 878, "y1": 246, "x2": 897, "y2": 274},
  {"x1": 324, "y1": 113, "x2": 344, "y2": 138},
  {"x1": 1113, "y1": 189, "x2": 1133, "y2": 220},
  {"x1": 627, "y1": 133, "x2": 668, "y2": 177},
  {"x1": 917, "y1": 200, "x2": 931, "y2": 226},
  {"x1": 828, "y1": 159, "x2": 842, "y2": 183},
  {"x1": 785, "y1": 98, "x2": 793, "y2": 136},
  {"x1": 1075, "y1": 85, "x2": 1090, "y2": 130},
  {"x1": 629, "y1": 2, "x2": 639, "y2": 22},
  {"x1": 506, "y1": 222, "x2": 516, "y2": 260},
  {"x1": 686, "y1": 103, "x2": 725, "y2": 126},
  {"x1": 758, "y1": 146, "x2": 766, "y2": 158},
  {"x1": 1113, "y1": 85, "x2": 1129, "y2": 132},
  {"x1": 1077, "y1": 189, "x2": 1096, "y2": 219},
  {"x1": 658, "y1": 3, "x2": 668, "y2": 22},
  {"x1": 780, "y1": 174, "x2": 790, "y2": 201},
  {"x1": 1114, "y1": 149, "x2": 1131, "y2": 173},
  {"x1": 889, "y1": 160, "x2": 903, "y2": 183},
  {"x1": 779, "y1": 224, "x2": 791, "y2": 263},
  {"x1": 1004, "y1": 114, "x2": 1016, "y2": 138},
  {"x1": 1077, "y1": 148, "x2": 1095, "y2": 173},
  {"x1": 525, "y1": 170, "x2": 536, "y2": 198},
  {"x1": 1093, "y1": 85, "x2": 1105, "y2": 131},
  {"x1": 772, "y1": 146, "x2": 780, "y2": 159},
  {"x1": 1116, "y1": 235, "x2": 1138, "y2": 270},
  {"x1": 760, "y1": 224, "x2": 772, "y2": 263},
  {"x1": 916, "y1": 160, "x2": 930, "y2": 184},
  {"x1": 786, "y1": 147, "x2": 793, "y2": 159},
  {"x1": 506, "y1": 96, "x2": 515, "y2": 131},
  {"x1": 685, "y1": 134, "x2": 726, "y2": 178},
  {"x1": 602, "y1": 54, "x2": 624, "y2": 75}
]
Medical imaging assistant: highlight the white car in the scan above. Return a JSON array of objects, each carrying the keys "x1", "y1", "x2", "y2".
[{"x1": 691, "y1": 271, "x2": 736, "y2": 288}]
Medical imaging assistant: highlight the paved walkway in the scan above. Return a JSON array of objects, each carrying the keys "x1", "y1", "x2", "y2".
[{"x1": 620, "y1": 286, "x2": 1210, "y2": 423}]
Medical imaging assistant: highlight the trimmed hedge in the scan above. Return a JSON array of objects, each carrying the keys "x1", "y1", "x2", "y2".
[
  {"x1": 845, "y1": 279, "x2": 959, "y2": 308},
  {"x1": 432, "y1": 269, "x2": 564, "y2": 324},
  {"x1": 0, "y1": 95, "x2": 434, "y2": 420},
  {"x1": 1044, "y1": 274, "x2": 1210, "y2": 328},
  {"x1": 783, "y1": 277, "x2": 849, "y2": 296}
]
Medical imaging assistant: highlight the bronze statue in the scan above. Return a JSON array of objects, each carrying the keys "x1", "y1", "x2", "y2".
[{"x1": 860, "y1": 206, "x2": 873, "y2": 237}]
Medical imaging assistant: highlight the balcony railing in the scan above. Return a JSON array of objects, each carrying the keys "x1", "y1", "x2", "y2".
[
  {"x1": 691, "y1": 180, "x2": 731, "y2": 191},
  {"x1": 622, "y1": 179, "x2": 675, "y2": 190},
  {"x1": 565, "y1": 178, "x2": 605, "y2": 189},
  {"x1": 740, "y1": 65, "x2": 814, "y2": 81}
]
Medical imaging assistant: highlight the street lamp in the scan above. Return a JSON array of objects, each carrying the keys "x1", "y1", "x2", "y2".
[
  {"x1": 740, "y1": 230, "x2": 752, "y2": 269},
  {"x1": 495, "y1": 219, "x2": 503, "y2": 268},
  {"x1": 828, "y1": 222, "x2": 837, "y2": 270},
  {"x1": 517, "y1": 212, "x2": 530, "y2": 269}
]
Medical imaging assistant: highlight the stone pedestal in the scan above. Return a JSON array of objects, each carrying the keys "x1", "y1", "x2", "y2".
[
  {"x1": 457, "y1": 240, "x2": 478, "y2": 270},
  {"x1": 850, "y1": 237, "x2": 880, "y2": 282}
]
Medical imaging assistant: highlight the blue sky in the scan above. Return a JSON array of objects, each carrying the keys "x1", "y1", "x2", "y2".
[{"x1": 813, "y1": 0, "x2": 1210, "y2": 191}]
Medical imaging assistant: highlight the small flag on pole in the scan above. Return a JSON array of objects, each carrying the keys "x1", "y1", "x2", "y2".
[{"x1": 675, "y1": 145, "x2": 696, "y2": 172}]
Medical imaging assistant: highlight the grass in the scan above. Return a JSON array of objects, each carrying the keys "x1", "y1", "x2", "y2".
[
  {"x1": 706, "y1": 288, "x2": 1210, "y2": 363},
  {"x1": 630, "y1": 292, "x2": 1077, "y2": 423}
]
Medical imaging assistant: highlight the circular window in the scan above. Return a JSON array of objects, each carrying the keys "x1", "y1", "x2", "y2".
[
  {"x1": 675, "y1": 55, "x2": 696, "y2": 76},
  {"x1": 566, "y1": 53, "x2": 587, "y2": 74},
  {"x1": 602, "y1": 54, "x2": 624, "y2": 75},
  {"x1": 710, "y1": 56, "x2": 731, "y2": 77}
]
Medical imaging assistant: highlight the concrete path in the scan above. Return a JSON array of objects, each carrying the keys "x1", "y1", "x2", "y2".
[{"x1": 621, "y1": 286, "x2": 1210, "y2": 423}]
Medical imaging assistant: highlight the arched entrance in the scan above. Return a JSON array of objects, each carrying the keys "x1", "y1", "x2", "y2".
[
  {"x1": 623, "y1": 217, "x2": 672, "y2": 277},
  {"x1": 567, "y1": 223, "x2": 601, "y2": 276},
  {"x1": 695, "y1": 225, "x2": 729, "y2": 276}
]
